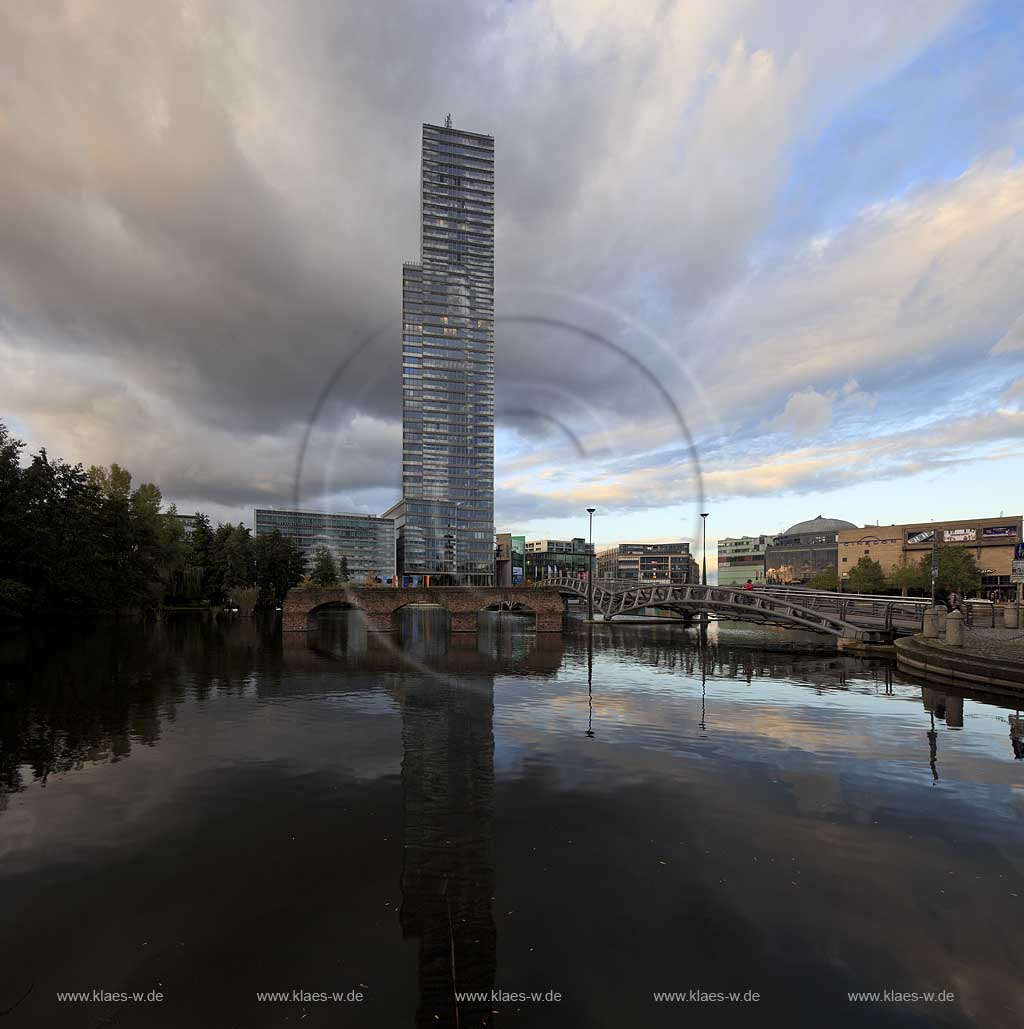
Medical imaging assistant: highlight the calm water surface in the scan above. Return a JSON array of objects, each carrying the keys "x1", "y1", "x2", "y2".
[{"x1": 1, "y1": 612, "x2": 1022, "y2": 1028}]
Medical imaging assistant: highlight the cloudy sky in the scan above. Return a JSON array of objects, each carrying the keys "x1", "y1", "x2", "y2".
[{"x1": 2, "y1": 0, "x2": 1022, "y2": 566}]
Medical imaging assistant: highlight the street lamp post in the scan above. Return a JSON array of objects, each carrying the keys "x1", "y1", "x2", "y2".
[
  {"x1": 587, "y1": 507, "x2": 596, "y2": 622},
  {"x1": 699, "y1": 511, "x2": 710, "y2": 632},
  {"x1": 700, "y1": 512, "x2": 709, "y2": 586}
]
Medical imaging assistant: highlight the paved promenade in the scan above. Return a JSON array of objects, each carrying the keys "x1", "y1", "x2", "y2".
[{"x1": 895, "y1": 624, "x2": 1024, "y2": 695}]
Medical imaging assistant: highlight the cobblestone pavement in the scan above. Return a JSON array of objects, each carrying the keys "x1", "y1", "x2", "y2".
[{"x1": 955, "y1": 626, "x2": 1024, "y2": 665}]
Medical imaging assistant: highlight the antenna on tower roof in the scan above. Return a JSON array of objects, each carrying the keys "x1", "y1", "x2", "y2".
[{"x1": 445, "y1": 113, "x2": 452, "y2": 128}]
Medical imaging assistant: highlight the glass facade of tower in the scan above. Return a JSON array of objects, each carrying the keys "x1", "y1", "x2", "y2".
[{"x1": 397, "y1": 120, "x2": 495, "y2": 585}]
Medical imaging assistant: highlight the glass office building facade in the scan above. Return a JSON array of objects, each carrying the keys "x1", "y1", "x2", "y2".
[
  {"x1": 253, "y1": 508, "x2": 395, "y2": 583},
  {"x1": 524, "y1": 539, "x2": 594, "y2": 581},
  {"x1": 394, "y1": 118, "x2": 495, "y2": 586}
]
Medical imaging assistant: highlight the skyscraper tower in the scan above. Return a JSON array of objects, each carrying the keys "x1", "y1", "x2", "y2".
[{"x1": 386, "y1": 119, "x2": 495, "y2": 586}]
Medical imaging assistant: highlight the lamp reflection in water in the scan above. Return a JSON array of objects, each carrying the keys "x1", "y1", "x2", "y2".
[
  {"x1": 927, "y1": 711, "x2": 939, "y2": 783},
  {"x1": 698, "y1": 640, "x2": 709, "y2": 736},
  {"x1": 585, "y1": 624, "x2": 595, "y2": 738}
]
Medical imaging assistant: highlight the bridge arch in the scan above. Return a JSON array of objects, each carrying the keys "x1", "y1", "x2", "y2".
[
  {"x1": 282, "y1": 586, "x2": 566, "y2": 634},
  {"x1": 542, "y1": 578, "x2": 881, "y2": 641}
]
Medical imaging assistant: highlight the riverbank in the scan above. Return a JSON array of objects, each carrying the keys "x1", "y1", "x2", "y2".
[{"x1": 895, "y1": 626, "x2": 1024, "y2": 695}]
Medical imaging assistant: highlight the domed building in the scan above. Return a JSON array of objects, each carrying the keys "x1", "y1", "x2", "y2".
[{"x1": 765, "y1": 515, "x2": 856, "y2": 585}]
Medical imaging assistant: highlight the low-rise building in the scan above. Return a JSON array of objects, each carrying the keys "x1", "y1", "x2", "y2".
[
  {"x1": 524, "y1": 538, "x2": 594, "y2": 580},
  {"x1": 253, "y1": 508, "x2": 396, "y2": 582},
  {"x1": 717, "y1": 535, "x2": 774, "y2": 586},
  {"x1": 596, "y1": 542, "x2": 699, "y2": 584},
  {"x1": 766, "y1": 516, "x2": 857, "y2": 584},
  {"x1": 837, "y1": 516, "x2": 1022, "y2": 592}
]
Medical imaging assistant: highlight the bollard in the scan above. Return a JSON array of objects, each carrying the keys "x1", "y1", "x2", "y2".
[
  {"x1": 922, "y1": 608, "x2": 940, "y2": 639},
  {"x1": 945, "y1": 609, "x2": 964, "y2": 647},
  {"x1": 1004, "y1": 605, "x2": 1020, "y2": 629}
]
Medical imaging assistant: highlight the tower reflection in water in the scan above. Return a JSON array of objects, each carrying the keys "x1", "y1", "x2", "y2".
[
  {"x1": 396, "y1": 609, "x2": 540, "y2": 1028},
  {"x1": 313, "y1": 607, "x2": 522, "y2": 1025},
  {"x1": 399, "y1": 662, "x2": 497, "y2": 1027}
]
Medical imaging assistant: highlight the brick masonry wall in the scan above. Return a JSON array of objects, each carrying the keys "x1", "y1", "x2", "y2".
[{"x1": 281, "y1": 586, "x2": 566, "y2": 632}]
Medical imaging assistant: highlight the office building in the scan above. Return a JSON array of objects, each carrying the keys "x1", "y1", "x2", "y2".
[
  {"x1": 766, "y1": 516, "x2": 856, "y2": 584},
  {"x1": 596, "y1": 542, "x2": 698, "y2": 584},
  {"x1": 253, "y1": 508, "x2": 395, "y2": 582},
  {"x1": 495, "y1": 533, "x2": 525, "y2": 586},
  {"x1": 718, "y1": 535, "x2": 774, "y2": 586},
  {"x1": 389, "y1": 117, "x2": 495, "y2": 586},
  {"x1": 837, "y1": 516, "x2": 1022, "y2": 591},
  {"x1": 524, "y1": 539, "x2": 594, "y2": 580}
]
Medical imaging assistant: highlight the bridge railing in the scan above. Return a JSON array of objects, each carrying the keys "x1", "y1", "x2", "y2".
[
  {"x1": 542, "y1": 576, "x2": 998, "y2": 635},
  {"x1": 755, "y1": 587, "x2": 996, "y2": 628}
]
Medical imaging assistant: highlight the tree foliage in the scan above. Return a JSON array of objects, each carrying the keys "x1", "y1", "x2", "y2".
[
  {"x1": 311, "y1": 547, "x2": 339, "y2": 587},
  {"x1": 255, "y1": 529, "x2": 306, "y2": 605},
  {"x1": 845, "y1": 556, "x2": 887, "y2": 594},
  {"x1": 0, "y1": 422, "x2": 305, "y2": 616},
  {"x1": 808, "y1": 567, "x2": 839, "y2": 591},
  {"x1": 919, "y1": 545, "x2": 981, "y2": 595},
  {"x1": 887, "y1": 553, "x2": 923, "y2": 596}
]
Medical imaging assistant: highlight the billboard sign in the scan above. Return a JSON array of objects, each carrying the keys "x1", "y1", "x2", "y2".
[
  {"x1": 983, "y1": 525, "x2": 1018, "y2": 540},
  {"x1": 1012, "y1": 560, "x2": 1024, "y2": 584},
  {"x1": 1016, "y1": 542, "x2": 1024, "y2": 561},
  {"x1": 906, "y1": 529, "x2": 934, "y2": 545},
  {"x1": 943, "y1": 527, "x2": 977, "y2": 543}
]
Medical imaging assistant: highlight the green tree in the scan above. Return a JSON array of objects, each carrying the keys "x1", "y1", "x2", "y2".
[
  {"x1": 254, "y1": 530, "x2": 305, "y2": 605},
  {"x1": 888, "y1": 553, "x2": 923, "y2": 597},
  {"x1": 846, "y1": 556, "x2": 887, "y2": 594},
  {"x1": 310, "y1": 546, "x2": 338, "y2": 587},
  {"x1": 920, "y1": 545, "x2": 982, "y2": 595},
  {"x1": 228, "y1": 586, "x2": 260, "y2": 616},
  {"x1": 186, "y1": 512, "x2": 217, "y2": 603},
  {"x1": 182, "y1": 563, "x2": 205, "y2": 603},
  {"x1": 0, "y1": 423, "x2": 27, "y2": 599},
  {"x1": 338, "y1": 554, "x2": 351, "y2": 583},
  {"x1": 222, "y1": 524, "x2": 256, "y2": 592},
  {"x1": 808, "y1": 566, "x2": 839, "y2": 591},
  {"x1": 157, "y1": 505, "x2": 190, "y2": 603},
  {"x1": 0, "y1": 422, "x2": 199, "y2": 617}
]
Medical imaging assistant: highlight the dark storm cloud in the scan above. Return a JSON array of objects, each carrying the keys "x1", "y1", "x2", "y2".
[{"x1": 1, "y1": 0, "x2": 1017, "y2": 523}]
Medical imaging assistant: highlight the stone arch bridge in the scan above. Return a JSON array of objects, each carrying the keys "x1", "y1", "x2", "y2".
[{"x1": 282, "y1": 585, "x2": 565, "y2": 633}]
